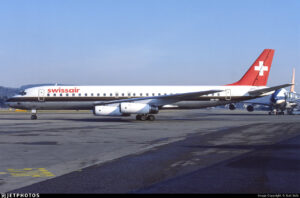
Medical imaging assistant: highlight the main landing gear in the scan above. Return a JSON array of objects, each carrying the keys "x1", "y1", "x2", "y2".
[
  {"x1": 31, "y1": 109, "x2": 37, "y2": 120},
  {"x1": 136, "y1": 114, "x2": 155, "y2": 121}
]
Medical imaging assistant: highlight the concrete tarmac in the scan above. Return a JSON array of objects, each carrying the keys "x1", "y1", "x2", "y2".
[{"x1": 0, "y1": 109, "x2": 299, "y2": 193}]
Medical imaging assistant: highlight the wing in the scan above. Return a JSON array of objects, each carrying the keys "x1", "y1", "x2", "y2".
[
  {"x1": 248, "y1": 83, "x2": 293, "y2": 96},
  {"x1": 93, "y1": 89, "x2": 223, "y2": 106}
]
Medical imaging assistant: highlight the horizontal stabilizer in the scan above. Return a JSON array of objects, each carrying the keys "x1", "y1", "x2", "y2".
[{"x1": 248, "y1": 83, "x2": 293, "y2": 96}]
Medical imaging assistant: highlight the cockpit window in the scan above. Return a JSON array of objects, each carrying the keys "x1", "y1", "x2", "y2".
[{"x1": 18, "y1": 90, "x2": 27, "y2": 96}]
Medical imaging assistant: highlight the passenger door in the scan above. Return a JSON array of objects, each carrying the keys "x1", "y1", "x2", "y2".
[
  {"x1": 38, "y1": 89, "x2": 45, "y2": 102},
  {"x1": 225, "y1": 89, "x2": 231, "y2": 100}
]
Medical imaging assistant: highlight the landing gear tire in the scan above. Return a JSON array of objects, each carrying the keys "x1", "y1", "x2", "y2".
[
  {"x1": 31, "y1": 115, "x2": 37, "y2": 120},
  {"x1": 136, "y1": 114, "x2": 155, "y2": 121},
  {"x1": 140, "y1": 115, "x2": 147, "y2": 121},
  {"x1": 136, "y1": 115, "x2": 141, "y2": 120},
  {"x1": 147, "y1": 115, "x2": 155, "y2": 121},
  {"x1": 136, "y1": 114, "x2": 147, "y2": 121}
]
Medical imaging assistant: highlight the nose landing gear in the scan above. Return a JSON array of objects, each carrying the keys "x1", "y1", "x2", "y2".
[{"x1": 31, "y1": 109, "x2": 37, "y2": 120}]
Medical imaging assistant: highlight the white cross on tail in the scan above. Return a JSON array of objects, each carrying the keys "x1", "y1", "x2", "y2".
[{"x1": 254, "y1": 61, "x2": 268, "y2": 76}]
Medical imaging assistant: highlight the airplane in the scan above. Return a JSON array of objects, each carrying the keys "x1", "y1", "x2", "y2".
[
  {"x1": 6, "y1": 49, "x2": 292, "y2": 121},
  {"x1": 228, "y1": 68, "x2": 299, "y2": 115}
]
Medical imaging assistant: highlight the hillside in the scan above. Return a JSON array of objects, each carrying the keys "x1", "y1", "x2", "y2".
[{"x1": 0, "y1": 86, "x2": 19, "y2": 108}]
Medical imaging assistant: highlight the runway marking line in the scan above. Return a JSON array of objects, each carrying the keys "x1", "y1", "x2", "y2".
[{"x1": 1, "y1": 168, "x2": 55, "y2": 177}]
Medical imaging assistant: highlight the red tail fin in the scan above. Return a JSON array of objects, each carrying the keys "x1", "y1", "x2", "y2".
[{"x1": 228, "y1": 49, "x2": 275, "y2": 86}]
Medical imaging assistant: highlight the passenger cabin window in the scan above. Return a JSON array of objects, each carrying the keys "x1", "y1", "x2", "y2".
[
  {"x1": 104, "y1": 93, "x2": 106, "y2": 96},
  {"x1": 47, "y1": 94, "x2": 50, "y2": 97},
  {"x1": 85, "y1": 93, "x2": 88, "y2": 96},
  {"x1": 110, "y1": 93, "x2": 113, "y2": 96},
  {"x1": 140, "y1": 93, "x2": 143, "y2": 97},
  {"x1": 66, "y1": 93, "x2": 69, "y2": 96},
  {"x1": 78, "y1": 93, "x2": 81, "y2": 96},
  {"x1": 152, "y1": 93, "x2": 155, "y2": 96},
  {"x1": 97, "y1": 93, "x2": 100, "y2": 96},
  {"x1": 72, "y1": 93, "x2": 75, "y2": 96},
  {"x1": 91, "y1": 93, "x2": 94, "y2": 96},
  {"x1": 53, "y1": 94, "x2": 56, "y2": 96},
  {"x1": 128, "y1": 93, "x2": 131, "y2": 97},
  {"x1": 60, "y1": 93, "x2": 63, "y2": 97}
]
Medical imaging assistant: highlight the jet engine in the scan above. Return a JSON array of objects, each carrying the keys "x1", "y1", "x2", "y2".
[
  {"x1": 120, "y1": 103, "x2": 159, "y2": 114},
  {"x1": 229, "y1": 103, "x2": 236, "y2": 110},
  {"x1": 246, "y1": 105, "x2": 254, "y2": 112},
  {"x1": 94, "y1": 105, "x2": 123, "y2": 116}
]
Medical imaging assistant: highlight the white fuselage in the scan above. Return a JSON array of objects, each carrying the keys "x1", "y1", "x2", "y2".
[{"x1": 7, "y1": 85, "x2": 268, "y2": 110}]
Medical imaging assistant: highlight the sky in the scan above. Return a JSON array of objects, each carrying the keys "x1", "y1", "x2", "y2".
[{"x1": 0, "y1": 0, "x2": 299, "y2": 93}]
